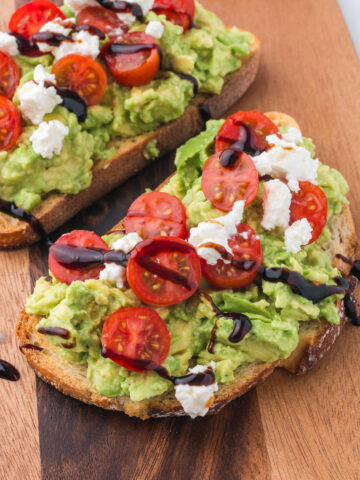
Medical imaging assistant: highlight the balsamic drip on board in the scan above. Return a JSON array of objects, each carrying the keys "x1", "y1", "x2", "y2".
[{"x1": 0, "y1": 360, "x2": 20, "y2": 382}]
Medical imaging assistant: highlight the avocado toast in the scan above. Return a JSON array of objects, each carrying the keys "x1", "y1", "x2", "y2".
[
  {"x1": 0, "y1": 0, "x2": 259, "y2": 248},
  {"x1": 16, "y1": 111, "x2": 358, "y2": 419}
]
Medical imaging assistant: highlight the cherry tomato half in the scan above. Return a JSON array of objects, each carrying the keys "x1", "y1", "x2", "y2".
[
  {"x1": 152, "y1": 0, "x2": 195, "y2": 32},
  {"x1": 0, "y1": 97, "x2": 21, "y2": 151},
  {"x1": 215, "y1": 110, "x2": 281, "y2": 154},
  {"x1": 49, "y1": 230, "x2": 109, "y2": 285},
  {"x1": 8, "y1": 0, "x2": 66, "y2": 40},
  {"x1": 124, "y1": 192, "x2": 187, "y2": 240},
  {"x1": 201, "y1": 223, "x2": 262, "y2": 289},
  {"x1": 78, "y1": 6, "x2": 128, "y2": 38},
  {"x1": 52, "y1": 54, "x2": 107, "y2": 106},
  {"x1": 290, "y1": 181, "x2": 328, "y2": 244},
  {"x1": 0, "y1": 52, "x2": 20, "y2": 100},
  {"x1": 201, "y1": 151, "x2": 259, "y2": 212},
  {"x1": 127, "y1": 237, "x2": 201, "y2": 306},
  {"x1": 101, "y1": 306, "x2": 171, "y2": 373},
  {"x1": 104, "y1": 32, "x2": 160, "y2": 87}
]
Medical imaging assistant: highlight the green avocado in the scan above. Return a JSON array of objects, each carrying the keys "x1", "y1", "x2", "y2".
[{"x1": 26, "y1": 121, "x2": 349, "y2": 401}]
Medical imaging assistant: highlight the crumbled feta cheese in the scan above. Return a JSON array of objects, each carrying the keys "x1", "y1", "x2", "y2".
[
  {"x1": 175, "y1": 362, "x2": 218, "y2": 419},
  {"x1": 33, "y1": 64, "x2": 56, "y2": 86},
  {"x1": 284, "y1": 218, "x2": 313, "y2": 253},
  {"x1": 40, "y1": 17, "x2": 75, "y2": 36},
  {"x1": 112, "y1": 233, "x2": 143, "y2": 253},
  {"x1": 65, "y1": 0, "x2": 98, "y2": 14},
  {"x1": 281, "y1": 127, "x2": 303, "y2": 145},
  {"x1": 117, "y1": 12, "x2": 136, "y2": 27},
  {"x1": 145, "y1": 21, "x2": 164, "y2": 39},
  {"x1": 188, "y1": 201, "x2": 245, "y2": 265},
  {"x1": 18, "y1": 81, "x2": 62, "y2": 124},
  {"x1": 252, "y1": 134, "x2": 319, "y2": 192},
  {"x1": 261, "y1": 179, "x2": 291, "y2": 231},
  {"x1": 30, "y1": 120, "x2": 69, "y2": 159},
  {"x1": 0, "y1": 32, "x2": 19, "y2": 57},
  {"x1": 100, "y1": 263, "x2": 126, "y2": 289},
  {"x1": 38, "y1": 29, "x2": 100, "y2": 60},
  {"x1": 126, "y1": 0, "x2": 154, "y2": 15}
]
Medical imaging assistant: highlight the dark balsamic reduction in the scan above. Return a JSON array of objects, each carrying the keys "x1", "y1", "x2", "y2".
[
  {"x1": 10, "y1": 33, "x2": 41, "y2": 56},
  {"x1": 155, "y1": 365, "x2": 215, "y2": 386},
  {"x1": 164, "y1": 70, "x2": 199, "y2": 94},
  {"x1": 19, "y1": 344, "x2": 43, "y2": 354},
  {"x1": 0, "y1": 360, "x2": 20, "y2": 381},
  {"x1": 37, "y1": 326, "x2": 71, "y2": 339},
  {"x1": 336, "y1": 254, "x2": 360, "y2": 281},
  {"x1": 44, "y1": 82, "x2": 88, "y2": 123},
  {"x1": 96, "y1": 0, "x2": 145, "y2": 20},
  {"x1": 199, "y1": 104, "x2": 212, "y2": 122},
  {"x1": 32, "y1": 31, "x2": 72, "y2": 47},
  {"x1": 74, "y1": 24, "x2": 106, "y2": 39},
  {"x1": 108, "y1": 43, "x2": 155, "y2": 55},
  {"x1": 50, "y1": 244, "x2": 129, "y2": 270}
]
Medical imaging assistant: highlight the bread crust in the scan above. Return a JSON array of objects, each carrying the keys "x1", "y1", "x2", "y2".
[
  {"x1": 15, "y1": 113, "x2": 358, "y2": 419},
  {"x1": 0, "y1": 36, "x2": 260, "y2": 249}
]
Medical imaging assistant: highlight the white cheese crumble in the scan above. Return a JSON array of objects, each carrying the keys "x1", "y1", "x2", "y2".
[
  {"x1": 127, "y1": 0, "x2": 154, "y2": 15},
  {"x1": 30, "y1": 120, "x2": 69, "y2": 159},
  {"x1": 18, "y1": 81, "x2": 62, "y2": 125},
  {"x1": 281, "y1": 127, "x2": 303, "y2": 145},
  {"x1": 284, "y1": 218, "x2": 313, "y2": 254},
  {"x1": 38, "y1": 29, "x2": 100, "y2": 60},
  {"x1": 112, "y1": 232, "x2": 143, "y2": 253},
  {"x1": 145, "y1": 21, "x2": 164, "y2": 39},
  {"x1": 0, "y1": 32, "x2": 19, "y2": 57},
  {"x1": 252, "y1": 134, "x2": 319, "y2": 192},
  {"x1": 65, "y1": 0, "x2": 98, "y2": 14},
  {"x1": 174, "y1": 363, "x2": 218, "y2": 419},
  {"x1": 117, "y1": 12, "x2": 136, "y2": 27},
  {"x1": 188, "y1": 201, "x2": 245, "y2": 265},
  {"x1": 100, "y1": 263, "x2": 126, "y2": 289},
  {"x1": 261, "y1": 179, "x2": 291, "y2": 231},
  {"x1": 33, "y1": 64, "x2": 56, "y2": 85},
  {"x1": 40, "y1": 17, "x2": 75, "y2": 36}
]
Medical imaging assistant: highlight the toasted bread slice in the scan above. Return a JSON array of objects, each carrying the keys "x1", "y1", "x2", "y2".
[
  {"x1": 16, "y1": 112, "x2": 358, "y2": 419},
  {"x1": 0, "y1": 35, "x2": 260, "y2": 249}
]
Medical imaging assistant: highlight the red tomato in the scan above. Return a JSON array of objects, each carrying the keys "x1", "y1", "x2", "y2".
[
  {"x1": 104, "y1": 32, "x2": 160, "y2": 87},
  {"x1": 127, "y1": 237, "x2": 201, "y2": 306},
  {"x1": 201, "y1": 151, "x2": 259, "y2": 212},
  {"x1": 49, "y1": 230, "x2": 109, "y2": 285},
  {"x1": 215, "y1": 110, "x2": 281, "y2": 154},
  {"x1": 290, "y1": 181, "x2": 328, "y2": 244},
  {"x1": 101, "y1": 307, "x2": 171, "y2": 373},
  {"x1": 52, "y1": 54, "x2": 107, "y2": 106},
  {"x1": 152, "y1": 0, "x2": 195, "y2": 31},
  {"x1": 0, "y1": 52, "x2": 20, "y2": 100},
  {"x1": 78, "y1": 6, "x2": 128, "y2": 37},
  {"x1": 8, "y1": 0, "x2": 66, "y2": 40},
  {"x1": 124, "y1": 192, "x2": 187, "y2": 240},
  {"x1": 0, "y1": 97, "x2": 21, "y2": 151},
  {"x1": 201, "y1": 223, "x2": 262, "y2": 289}
]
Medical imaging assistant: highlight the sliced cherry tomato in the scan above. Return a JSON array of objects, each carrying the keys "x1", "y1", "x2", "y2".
[
  {"x1": 8, "y1": 0, "x2": 66, "y2": 40},
  {"x1": 215, "y1": 110, "x2": 281, "y2": 154},
  {"x1": 0, "y1": 97, "x2": 21, "y2": 151},
  {"x1": 101, "y1": 307, "x2": 171, "y2": 373},
  {"x1": 152, "y1": 0, "x2": 195, "y2": 32},
  {"x1": 201, "y1": 151, "x2": 259, "y2": 212},
  {"x1": 78, "y1": 6, "x2": 128, "y2": 37},
  {"x1": 127, "y1": 237, "x2": 201, "y2": 306},
  {"x1": 49, "y1": 230, "x2": 109, "y2": 285},
  {"x1": 0, "y1": 52, "x2": 20, "y2": 100},
  {"x1": 201, "y1": 223, "x2": 262, "y2": 289},
  {"x1": 290, "y1": 181, "x2": 328, "y2": 244},
  {"x1": 104, "y1": 32, "x2": 160, "y2": 87},
  {"x1": 124, "y1": 192, "x2": 187, "y2": 240},
  {"x1": 52, "y1": 54, "x2": 107, "y2": 106}
]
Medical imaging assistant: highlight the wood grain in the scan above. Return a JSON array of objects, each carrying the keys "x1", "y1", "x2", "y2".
[{"x1": 1, "y1": 0, "x2": 360, "y2": 479}]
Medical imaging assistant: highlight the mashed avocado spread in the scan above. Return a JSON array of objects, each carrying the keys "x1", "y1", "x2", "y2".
[
  {"x1": 0, "y1": 2, "x2": 253, "y2": 211},
  {"x1": 26, "y1": 121, "x2": 349, "y2": 402}
]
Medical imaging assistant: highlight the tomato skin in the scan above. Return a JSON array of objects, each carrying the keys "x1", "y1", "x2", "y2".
[
  {"x1": 0, "y1": 52, "x2": 20, "y2": 100},
  {"x1": 8, "y1": 0, "x2": 66, "y2": 40},
  {"x1": 152, "y1": 0, "x2": 195, "y2": 31},
  {"x1": 215, "y1": 110, "x2": 281, "y2": 154},
  {"x1": 127, "y1": 236, "x2": 202, "y2": 306},
  {"x1": 0, "y1": 96, "x2": 21, "y2": 152},
  {"x1": 49, "y1": 230, "x2": 109, "y2": 285},
  {"x1": 101, "y1": 307, "x2": 171, "y2": 373},
  {"x1": 290, "y1": 182, "x2": 328, "y2": 244},
  {"x1": 201, "y1": 151, "x2": 259, "y2": 212},
  {"x1": 52, "y1": 54, "x2": 107, "y2": 106},
  {"x1": 104, "y1": 32, "x2": 160, "y2": 87},
  {"x1": 201, "y1": 224, "x2": 262, "y2": 289},
  {"x1": 124, "y1": 192, "x2": 188, "y2": 240},
  {"x1": 78, "y1": 6, "x2": 128, "y2": 37}
]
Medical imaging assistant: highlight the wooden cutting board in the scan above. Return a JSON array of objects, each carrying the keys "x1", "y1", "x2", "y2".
[{"x1": 1, "y1": 0, "x2": 360, "y2": 479}]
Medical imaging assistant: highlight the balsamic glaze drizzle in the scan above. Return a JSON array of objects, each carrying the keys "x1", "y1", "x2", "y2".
[
  {"x1": 49, "y1": 243, "x2": 129, "y2": 269},
  {"x1": 11, "y1": 33, "x2": 40, "y2": 56},
  {"x1": 37, "y1": 326, "x2": 71, "y2": 339},
  {"x1": 19, "y1": 344, "x2": 43, "y2": 354},
  {"x1": 0, "y1": 360, "x2": 20, "y2": 381},
  {"x1": 32, "y1": 31, "x2": 72, "y2": 47},
  {"x1": 107, "y1": 43, "x2": 155, "y2": 55},
  {"x1": 44, "y1": 82, "x2": 88, "y2": 123},
  {"x1": 199, "y1": 104, "x2": 212, "y2": 122},
  {"x1": 96, "y1": 0, "x2": 145, "y2": 20}
]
